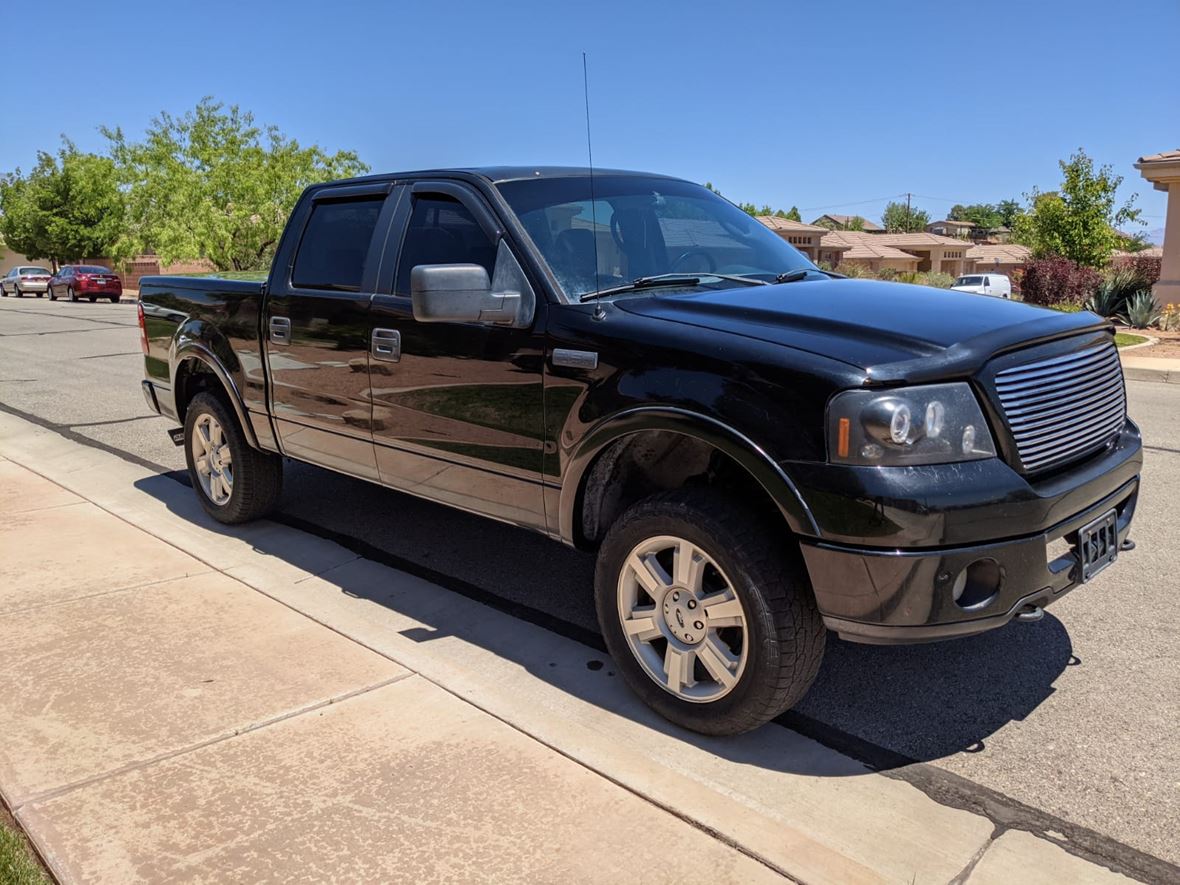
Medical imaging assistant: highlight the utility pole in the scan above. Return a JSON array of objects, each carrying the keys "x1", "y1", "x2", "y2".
[{"x1": 906, "y1": 192, "x2": 912, "y2": 231}]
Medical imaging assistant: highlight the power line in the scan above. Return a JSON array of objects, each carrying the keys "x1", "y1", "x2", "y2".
[{"x1": 799, "y1": 194, "x2": 906, "y2": 212}]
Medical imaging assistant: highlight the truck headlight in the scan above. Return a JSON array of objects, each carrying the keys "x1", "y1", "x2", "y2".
[{"x1": 828, "y1": 383, "x2": 996, "y2": 466}]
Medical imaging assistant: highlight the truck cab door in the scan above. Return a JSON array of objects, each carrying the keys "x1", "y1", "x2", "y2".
[
  {"x1": 366, "y1": 181, "x2": 548, "y2": 531},
  {"x1": 263, "y1": 183, "x2": 399, "y2": 479}
]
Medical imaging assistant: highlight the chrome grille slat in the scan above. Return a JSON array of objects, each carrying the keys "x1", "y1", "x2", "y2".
[
  {"x1": 993, "y1": 341, "x2": 1126, "y2": 474},
  {"x1": 995, "y1": 352, "x2": 1121, "y2": 395},
  {"x1": 994, "y1": 347, "x2": 1118, "y2": 386},
  {"x1": 1000, "y1": 372, "x2": 1123, "y2": 412},
  {"x1": 1007, "y1": 383, "x2": 1125, "y2": 425}
]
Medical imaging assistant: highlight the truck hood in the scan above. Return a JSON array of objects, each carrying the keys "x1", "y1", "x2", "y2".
[{"x1": 615, "y1": 278, "x2": 1110, "y2": 383}]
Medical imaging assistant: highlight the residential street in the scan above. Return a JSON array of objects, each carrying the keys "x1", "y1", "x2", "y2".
[{"x1": 1, "y1": 296, "x2": 1178, "y2": 879}]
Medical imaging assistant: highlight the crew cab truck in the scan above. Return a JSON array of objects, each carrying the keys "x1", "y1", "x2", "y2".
[{"x1": 138, "y1": 168, "x2": 1141, "y2": 735}]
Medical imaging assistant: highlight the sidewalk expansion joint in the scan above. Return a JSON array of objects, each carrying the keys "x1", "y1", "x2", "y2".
[
  {"x1": 12, "y1": 671, "x2": 415, "y2": 813},
  {"x1": 947, "y1": 826, "x2": 999, "y2": 885},
  {"x1": 0, "y1": 570, "x2": 215, "y2": 618}
]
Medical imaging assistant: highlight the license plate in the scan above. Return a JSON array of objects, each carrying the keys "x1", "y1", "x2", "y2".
[{"x1": 1078, "y1": 509, "x2": 1118, "y2": 582}]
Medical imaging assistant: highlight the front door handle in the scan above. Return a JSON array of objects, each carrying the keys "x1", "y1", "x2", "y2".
[
  {"x1": 371, "y1": 328, "x2": 401, "y2": 362},
  {"x1": 269, "y1": 316, "x2": 291, "y2": 345}
]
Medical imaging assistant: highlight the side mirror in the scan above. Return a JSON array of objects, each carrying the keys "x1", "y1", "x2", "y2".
[
  {"x1": 410, "y1": 264, "x2": 522, "y2": 325},
  {"x1": 410, "y1": 241, "x2": 536, "y2": 328}
]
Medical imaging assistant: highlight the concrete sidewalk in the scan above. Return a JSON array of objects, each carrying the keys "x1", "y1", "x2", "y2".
[
  {"x1": 1121, "y1": 353, "x2": 1180, "y2": 384},
  {"x1": 0, "y1": 412, "x2": 1141, "y2": 884}
]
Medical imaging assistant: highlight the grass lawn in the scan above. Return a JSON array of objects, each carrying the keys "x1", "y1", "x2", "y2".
[
  {"x1": 0, "y1": 815, "x2": 48, "y2": 885},
  {"x1": 1114, "y1": 332, "x2": 1148, "y2": 348}
]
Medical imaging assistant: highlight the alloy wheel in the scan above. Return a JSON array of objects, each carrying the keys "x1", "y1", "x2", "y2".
[
  {"x1": 616, "y1": 534, "x2": 749, "y2": 702},
  {"x1": 192, "y1": 413, "x2": 234, "y2": 505}
]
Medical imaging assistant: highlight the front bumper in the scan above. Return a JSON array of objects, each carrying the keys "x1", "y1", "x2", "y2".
[{"x1": 793, "y1": 421, "x2": 1142, "y2": 644}]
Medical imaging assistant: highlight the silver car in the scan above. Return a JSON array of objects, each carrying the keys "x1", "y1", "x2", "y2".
[{"x1": 1, "y1": 266, "x2": 54, "y2": 297}]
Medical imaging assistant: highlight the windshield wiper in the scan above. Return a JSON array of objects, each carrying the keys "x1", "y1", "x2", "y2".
[
  {"x1": 775, "y1": 268, "x2": 846, "y2": 283},
  {"x1": 579, "y1": 272, "x2": 768, "y2": 302}
]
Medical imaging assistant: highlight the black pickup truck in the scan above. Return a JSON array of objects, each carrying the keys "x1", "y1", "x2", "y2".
[{"x1": 139, "y1": 167, "x2": 1141, "y2": 734}]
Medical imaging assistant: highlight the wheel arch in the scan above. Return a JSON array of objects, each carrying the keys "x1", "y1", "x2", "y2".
[
  {"x1": 170, "y1": 339, "x2": 258, "y2": 450},
  {"x1": 559, "y1": 407, "x2": 819, "y2": 550}
]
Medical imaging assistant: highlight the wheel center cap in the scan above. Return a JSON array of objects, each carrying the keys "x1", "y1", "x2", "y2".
[{"x1": 662, "y1": 589, "x2": 705, "y2": 645}]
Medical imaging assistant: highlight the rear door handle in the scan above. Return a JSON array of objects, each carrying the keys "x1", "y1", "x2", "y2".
[
  {"x1": 371, "y1": 328, "x2": 401, "y2": 362},
  {"x1": 269, "y1": 316, "x2": 291, "y2": 345}
]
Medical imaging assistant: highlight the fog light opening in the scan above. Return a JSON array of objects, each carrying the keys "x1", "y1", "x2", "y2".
[{"x1": 952, "y1": 558, "x2": 1003, "y2": 610}]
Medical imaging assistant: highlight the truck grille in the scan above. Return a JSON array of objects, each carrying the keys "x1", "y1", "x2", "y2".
[{"x1": 993, "y1": 342, "x2": 1126, "y2": 474}]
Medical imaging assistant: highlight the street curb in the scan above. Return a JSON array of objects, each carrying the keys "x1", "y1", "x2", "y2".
[{"x1": 1123, "y1": 365, "x2": 1179, "y2": 384}]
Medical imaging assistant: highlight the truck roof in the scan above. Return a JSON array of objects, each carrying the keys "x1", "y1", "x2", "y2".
[{"x1": 311, "y1": 166, "x2": 682, "y2": 189}]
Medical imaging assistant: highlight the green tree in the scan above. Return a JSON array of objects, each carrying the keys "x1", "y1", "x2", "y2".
[
  {"x1": 0, "y1": 140, "x2": 125, "y2": 267},
  {"x1": 949, "y1": 202, "x2": 1002, "y2": 230},
  {"x1": 1012, "y1": 148, "x2": 1140, "y2": 267},
  {"x1": 996, "y1": 199, "x2": 1022, "y2": 228},
  {"x1": 881, "y1": 201, "x2": 930, "y2": 232},
  {"x1": 104, "y1": 98, "x2": 368, "y2": 271},
  {"x1": 784, "y1": 205, "x2": 801, "y2": 221}
]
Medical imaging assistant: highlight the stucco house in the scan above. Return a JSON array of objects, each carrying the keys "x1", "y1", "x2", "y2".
[
  {"x1": 755, "y1": 216, "x2": 845, "y2": 263},
  {"x1": 964, "y1": 243, "x2": 1032, "y2": 276},
  {"x1": 810, "y1": 213, "x2": 883, "y2": 232},
  {"x1": 926, "y1": 219, "x2": 976, "y2": 239},
  {"x1": 1133, "y1": 149, "x2": 1180, "y2": 308}
]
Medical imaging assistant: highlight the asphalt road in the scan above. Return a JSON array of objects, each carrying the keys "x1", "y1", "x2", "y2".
[{"x1": 2, "y1": 295, "x2": 1177, "y2": 871}]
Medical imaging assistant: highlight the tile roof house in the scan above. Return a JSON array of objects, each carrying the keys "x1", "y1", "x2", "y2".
[
  {"x1": 755, "y1": 217, "x2": 841, "y2": 262},
  {"x1": 926, "y1": 219, "x2": 976, "y2": 239},
  {"x1": 810, "y1": 213, "x2": 884, "y2": 232},
  {"x1": 818, "y1": 231, "x2": 971, "y2": 275},
  {"x1": 964, "y1": 243, "x2": 1032, "y2": 276}
]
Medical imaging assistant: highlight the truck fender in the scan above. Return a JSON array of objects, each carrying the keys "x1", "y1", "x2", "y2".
[
  {"x1": 170, "y1": 332, "x2": 259, "y2": 450},
  {"x1": 558, "y1": 406, "x2": 820, "y2": 544}
]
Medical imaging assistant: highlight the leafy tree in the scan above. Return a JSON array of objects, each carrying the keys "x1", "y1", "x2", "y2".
[
  {"x1": 948, "y1": 202, "x2": 1002, "y2": 230},
  {"x1": 104, "y1": 98, "x2": 368, "y2": 271},
  {"x1": 881, "y1": 201, "x2": 930, "y2": 233},
  {"x1": 844, "y1": 215, "x2": 867, "y2": 231},
  {"x1": 1011, "y1": 148, "x2": 1140, "y2": 267},
  {"x1": 0, "y1": 140, "x2": 125, "y2": 267},
  {"x1": 784, "y1": 205, "x2": 801, "y2": 222},
  {"x1": 996, "y1": 199, "x2": 1022, "y2": 228}
]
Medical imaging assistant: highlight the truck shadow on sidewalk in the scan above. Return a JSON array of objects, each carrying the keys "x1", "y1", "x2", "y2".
[{"x1": 136, "y1": 470, "x2": 1072, "y2": 778}]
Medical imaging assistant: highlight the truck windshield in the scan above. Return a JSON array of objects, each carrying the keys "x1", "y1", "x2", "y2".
[{"x1": 497, "y1": 175, "x2": 816, "y2": 300}]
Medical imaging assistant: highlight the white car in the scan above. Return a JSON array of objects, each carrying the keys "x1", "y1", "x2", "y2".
[
  {"x1": 951, "y1": 273, "x2": 1012, "y2": 299},
  {"x1": 1, "y1": 266, "x2": 53, "y2": 297}
]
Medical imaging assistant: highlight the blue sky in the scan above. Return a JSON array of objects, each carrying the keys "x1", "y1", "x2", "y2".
[{"x1": 5, "y1": 0, "x2": 1178, "y2": 232}]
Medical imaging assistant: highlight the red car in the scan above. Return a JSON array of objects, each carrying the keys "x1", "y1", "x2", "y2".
[{"x1": 48, "y1": 265, "x2": 124, "y2": 303}]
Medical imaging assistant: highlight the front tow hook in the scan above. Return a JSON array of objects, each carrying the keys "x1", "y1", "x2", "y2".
[
  {"x1": 1015, "y1": 604, "x2": 1044, "y2": 624},
  {"x1": 1121, "y1": 538, "x2": 1136, "y2": 551}
]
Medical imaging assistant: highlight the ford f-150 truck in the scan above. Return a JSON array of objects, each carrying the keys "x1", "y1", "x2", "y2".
[{"x1": 138, "y1": 167, "x2": 1141, "y2": 735}]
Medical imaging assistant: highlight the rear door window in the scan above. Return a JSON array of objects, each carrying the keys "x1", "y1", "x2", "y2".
[
  {"x1": 394, "y1": 195, "x2": 496, "y2": 296},
  {"x1": 292, "y1": 197, "x2": 385, "y2": 292}
]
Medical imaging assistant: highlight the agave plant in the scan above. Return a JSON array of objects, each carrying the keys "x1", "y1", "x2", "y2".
[
  {"x1": 1119, "y1": 290, "x2": 1162, "y2": 329},
  {"x1": 1084, "y1": 267, "x2": 1142, "y2": 317}
]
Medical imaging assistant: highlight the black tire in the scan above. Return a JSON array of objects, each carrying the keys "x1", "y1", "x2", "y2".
[
  {"x1": 595, "y1": 489, "x2": 825, "y2": 735},
  {"x1": 87, "y1": 294, "x2": 97, "y2": 303},
  {"x1": 110, "y1": 295, "x2": 120, "y2": 303},
  {"x1": 49, "y1": 287, "x2": 57, "y2": 301},
  {"x1": 14, "y1": 286, "x2": 22, "y2": 298},
  {"x1": 68, "y1": 287, "x2": 77, "y2": 302},
  {"x1": 35, "y1": 291, "x2": 43, "y2": 298},
  {"x1": 183, "y1": 391, "x2": 283, "y2": 524}
]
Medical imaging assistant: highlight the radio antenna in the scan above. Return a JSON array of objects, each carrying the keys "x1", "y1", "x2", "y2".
[{"x1": 582, "y1": 51, "x2": 603, "y2": 309}]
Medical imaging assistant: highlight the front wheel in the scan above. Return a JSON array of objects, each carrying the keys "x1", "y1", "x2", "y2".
[
  {"x1": 68, "y1": 287, "x2": 77, "y2": 302},
  {"x1": 595, "y1": 489, "x2": 825, "y2": 735},
  {"x1": 184, "y1": 391, "x2": 283, "y2": 524}
]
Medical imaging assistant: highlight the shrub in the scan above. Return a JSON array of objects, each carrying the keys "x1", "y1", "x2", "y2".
[
  {"x1": 835, "y1": 262, "x2": 873, "y2": 278},
  {"x1": 1120, "y1": 254, "x2": 1162, "y2": 287},
  {"x1": 1119, "y1": 290, "x2": 1162, "y2": 329},
  {"x1": 1160, "y1": 303, "x2": 1180, "y2": 332},
  {"x1": 1084, "y1": 267, "x2": 1141, "y2": 317},
  {"x1": 1019, "y1": 256, "x2": 1101, "y2": 307},
  {"x1": 921, "y1": 271, "x2": 955, "y2": 289}
]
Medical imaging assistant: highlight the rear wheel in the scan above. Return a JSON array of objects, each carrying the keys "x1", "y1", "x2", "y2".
[
  {"x1": 109, "y1": 294, "x2": 120, "y2": 303},
  {"x1": 87, "y1": 293, "x2": 97, "y2": 303},
  {"x1": 184, "y1": 391, "x2": 283, "y2": 524},
  {"x1": 14, "y1": 285, "x2": 22, "y2": 298},
  {"x1": 595, "y1": 489, "x2": 825, "y2": 735}
]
